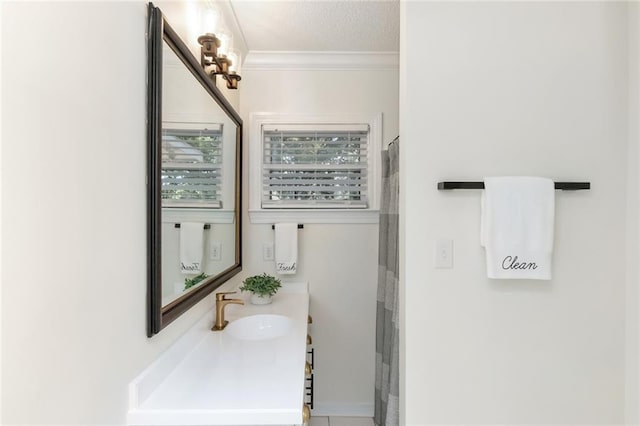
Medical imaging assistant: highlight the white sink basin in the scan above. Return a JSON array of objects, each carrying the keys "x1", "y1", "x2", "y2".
[{"x1": 225, "y1": 314, "x2": 294, "y2": 340}]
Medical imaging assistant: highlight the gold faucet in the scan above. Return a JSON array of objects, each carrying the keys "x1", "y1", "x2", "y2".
[{"x1": 212, "y1": 291, "x2": 244, "y2": 331}]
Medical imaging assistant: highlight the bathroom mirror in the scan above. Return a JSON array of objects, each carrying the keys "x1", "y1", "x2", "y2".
[{"x1": 147, "y1": 4, "x2": 242, "y2": 336}]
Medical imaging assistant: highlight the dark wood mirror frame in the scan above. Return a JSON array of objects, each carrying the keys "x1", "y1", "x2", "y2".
[{"x1": 147, "y1": 3, "x2": 242, "y2": 337}]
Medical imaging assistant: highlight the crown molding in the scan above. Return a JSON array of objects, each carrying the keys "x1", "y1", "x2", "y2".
[{"x1": 243, "y1": 51, "x2": 399, "y2": 71}]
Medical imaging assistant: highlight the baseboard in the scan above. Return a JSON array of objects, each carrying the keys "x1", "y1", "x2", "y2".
[{"x1": 311, "y1": 402, "x2": 374, "y2": 417}]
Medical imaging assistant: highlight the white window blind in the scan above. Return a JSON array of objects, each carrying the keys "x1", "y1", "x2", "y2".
[
  {"x1": 162, "y1": 125, "x2": 223, "y2": 208},
  {"x1": 262, "y1": 123, "x2": 369, "y2": 209}
]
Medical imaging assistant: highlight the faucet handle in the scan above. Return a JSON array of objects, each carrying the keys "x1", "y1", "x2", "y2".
[{"x1": 215, "y1": 291, "x2": 237, "y2": 301}]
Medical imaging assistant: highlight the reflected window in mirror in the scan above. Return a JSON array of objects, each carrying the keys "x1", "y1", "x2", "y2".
[{"x1": 162, "y1": 126, "x2": 223, "y2": 209}]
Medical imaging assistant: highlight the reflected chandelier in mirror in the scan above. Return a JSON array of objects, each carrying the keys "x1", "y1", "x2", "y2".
[{"x1": 147, "y1": 3, "x2": 242, "y2": 336}]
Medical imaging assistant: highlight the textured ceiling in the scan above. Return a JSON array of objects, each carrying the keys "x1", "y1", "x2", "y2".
[{"x1": 229, "y1": 0, "x2": 400, "y2": 52}]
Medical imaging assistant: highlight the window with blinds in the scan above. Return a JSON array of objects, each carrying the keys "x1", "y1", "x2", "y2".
[
  {"x1": 161, "y1": 126, "x2": 223, "y2": 208},
  {"x1": 262, "y1": 124, "x2": 369, "y2": 208}
]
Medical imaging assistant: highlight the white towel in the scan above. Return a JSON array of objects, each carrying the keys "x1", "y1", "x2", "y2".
[
  {"x1": 481, "y1": 177, "x2": 555, "y2": 280},
  {"x1": 275, "y1": 223, "x2": 298, "y2": 275},
  {"x1": 180, "y1": 222, "x2": 204, "y2": 275}
]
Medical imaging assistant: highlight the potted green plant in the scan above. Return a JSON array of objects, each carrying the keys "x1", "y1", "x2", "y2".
[{"x1": 239, "y1": 273, "x2": 282, "y2": 305}]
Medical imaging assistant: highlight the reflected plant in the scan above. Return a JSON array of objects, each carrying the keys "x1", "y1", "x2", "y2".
[{"x1": 184, "y1": 272, "x2": 208, "y2": 290}]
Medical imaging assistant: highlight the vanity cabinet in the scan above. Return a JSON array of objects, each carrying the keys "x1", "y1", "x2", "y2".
[
  {"x1": 128, "y1": 283, "x2": 310, "y2": 426},
  {"x1": 305, "y1": 316, "x2": 314, "y2": 411}
]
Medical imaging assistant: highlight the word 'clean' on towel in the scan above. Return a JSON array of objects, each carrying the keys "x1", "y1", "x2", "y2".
[
  {"x1": 275, "y1": 223, "x2": 298, "y2": 275},
  {"x1": 481, "y1": 176, "x2": 555, "y2": 280}
]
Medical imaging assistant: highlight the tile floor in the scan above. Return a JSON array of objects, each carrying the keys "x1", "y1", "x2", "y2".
[{"x1": 309, "y1": 417, "x2": 374, "y2": 426}]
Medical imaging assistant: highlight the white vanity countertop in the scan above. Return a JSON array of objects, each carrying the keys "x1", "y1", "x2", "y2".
[{"x1": 128, "y1": 282, "x2": 309, "y2": 426}]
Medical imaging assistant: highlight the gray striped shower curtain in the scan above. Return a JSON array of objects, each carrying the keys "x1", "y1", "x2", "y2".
[{"x1": 374, "y1": 139, "x2": 399, "y2": 426}]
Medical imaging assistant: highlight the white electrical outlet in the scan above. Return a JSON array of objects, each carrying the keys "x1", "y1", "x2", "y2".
[
  {"x1": 263, "y1": 242, "x2": 274, "y2": 261},
  {"x1": 434, "y1": 239, "x2": 453, "y2": 269},
  {"x1": 210, "y1": 241, "x2": 222, "y2": 261}
]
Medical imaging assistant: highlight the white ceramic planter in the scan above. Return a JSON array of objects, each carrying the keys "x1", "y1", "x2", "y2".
[{"x1": 250, "y1": 293, "x2": 272, "y2": 305}]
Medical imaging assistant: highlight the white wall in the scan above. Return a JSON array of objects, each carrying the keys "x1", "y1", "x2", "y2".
[
  {"x1": 239, "y1": 65, "x2": 399, "y2": 415},
  {"x1": 401, "y1": 2, "x2": 629, "y2": 424},
  {"x1": 0, "y1": 1, "x2": 4, "y2": 421},
  {"x1": 628, "y1": 2, "x2": 640, "y2": 423},
  {"x1": 0, "y1": 2, "x2": 240, "y2": 424}
]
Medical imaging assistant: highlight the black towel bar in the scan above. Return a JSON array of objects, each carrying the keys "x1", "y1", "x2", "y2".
[
  {"x1": 174, "y1": 223, "x2": 211, "y2": 229},
  {"x1": 271, "y1": 224, "x2": 304, "y2": 229},
  {"x1": 437, "y1": 181, "x2": 590, "y2": 191}
]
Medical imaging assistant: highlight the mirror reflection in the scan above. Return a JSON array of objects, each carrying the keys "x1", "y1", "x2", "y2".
[{"x1": 160, "y1": 42, "x2": 237, "y2": 306}]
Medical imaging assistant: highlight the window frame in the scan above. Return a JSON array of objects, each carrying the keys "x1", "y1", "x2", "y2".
[{"x1": 249, "y1": 113, "x2": 382, "y2": 224}]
